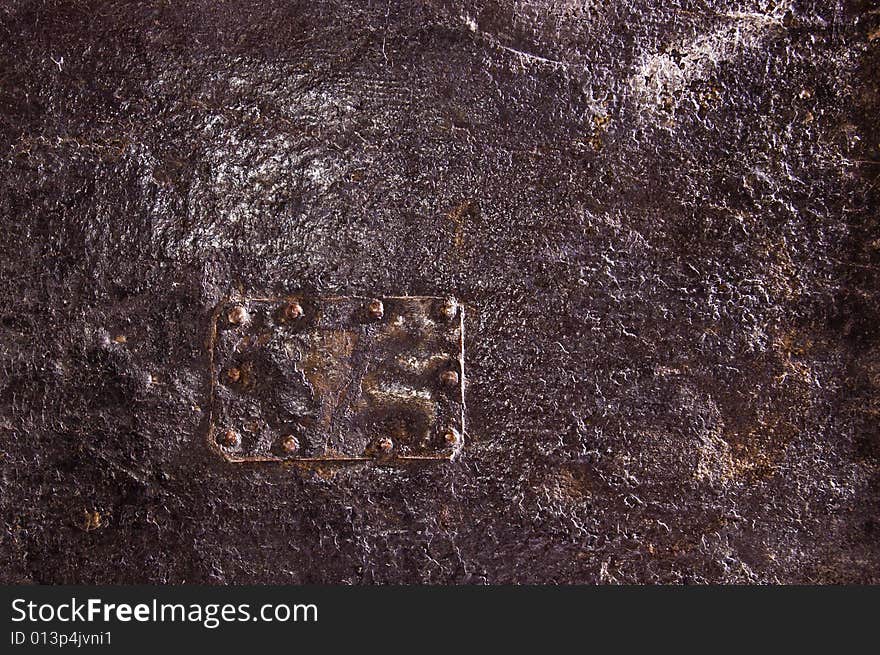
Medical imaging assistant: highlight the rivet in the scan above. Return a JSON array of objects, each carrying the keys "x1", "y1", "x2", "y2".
[
  {"x1": 218, "y1": 428, "x2": 240, "y2": 449},
  {"x1": 440, "y1": 369, "x2": 459, "y2": 387},
  {"x1": 444, "y1": 428, "x2": 460, "y2": 447},
  {"x1": 283, "y1": 301, "x2": 304, "y2": 321},
  {"x1": 439, "y1": 297, "x2": 458, "y2": 320},
  {"x1": 228, "y1": 306, "x2": 248, "y2": 325},
  {"x1": 378, "y1": 437, "x2": 394, "y2": 453},
  {"x1": 81, "y1": 509, "x2": 103, "y2": 532},
  {"x1": 226, "y1": 367, "x2": 241, "y2": 383},
  {"x1": 280, "y1": 435, "x2": 300, "y2": 455},
  {"x1": 367, "y1": 299, "x2": 384, "y2": 320}
]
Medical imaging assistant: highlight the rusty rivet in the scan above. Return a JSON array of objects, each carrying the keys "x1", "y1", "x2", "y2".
[
  {"x1": 226, "y1": 367, "x2": 241, "y2": 383},
  {"x1": 439, "y1": 297, "x2": 458, "y2": 320},
  {"x1": 378, "y1": 437, "x2": 394, "y2": 453},
  {"x1": 283, "y1": 301, "x2": 304, "y2": 321},
  {"x1": 440, "y1": 369, "x2": 459, "y2": 387},
  {"x1": 81, "y1": 509, "x2": 103, "y2": 532},
  {"x1": 218, "y1": 428, "x2": 240, "y2": 449},
  {"x1": 280, "y1": 435, "x2": 300, "y2": 455},
  {"x1": 228, "y1": 306, "x2": 248, "y2": 325},
  {"x1": 444, "y1": 428, "x2": 461, "y2": 447},
  {"x1": 367, "y1": 299, "x2": 384, "y2": 319}
]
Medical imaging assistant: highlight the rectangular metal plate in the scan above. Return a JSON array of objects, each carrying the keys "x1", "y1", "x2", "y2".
[{"x1": 207, "y1": 295, "x2": 464, "y2": 463}]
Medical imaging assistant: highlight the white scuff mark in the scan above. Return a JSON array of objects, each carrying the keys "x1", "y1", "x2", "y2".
[
  {"x1": 496, "y1": 44, "x2": 565, "y2": 68},
  {"x1": 168, "y1": 117, "x2": 347, "y2": 255},
  {"x1": 368, "y1": 381, "x2": 433, "y2": 403},
  {"x1": 304, "y1": 158, "x2": 332, "y2": 188},
  {"x1": 460, "y1": 14, "x2": 567, "y2": 71},
  {"x1": 395, "y1": 354, "x2": 449, "y2": 375},
  {"x1": 628, "y1": 4, "x2": 790, "y2": 114}
]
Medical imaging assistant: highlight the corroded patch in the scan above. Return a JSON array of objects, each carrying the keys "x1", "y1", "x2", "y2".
[{"x1": 207, "y1": 296, "x2": 465, "y2": 463}]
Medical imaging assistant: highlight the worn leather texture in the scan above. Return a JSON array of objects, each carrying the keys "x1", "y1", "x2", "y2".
[{"x1": 1, "y1": 0, "x2": 878, "y2": 583}]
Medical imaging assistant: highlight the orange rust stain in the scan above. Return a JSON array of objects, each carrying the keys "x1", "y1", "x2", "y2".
[
  {"x1": 80, "y1": 509, "x2": 104, "y2": 531},
  {"x1": 710, "y1": 326, "x2": 816, "y2": 483},
  {"x1": 301, "y1": 330, "x2": 358, "y2": 428},
  {"x1": 447, "y1": 200, "x2": 475, "y2": 250}
]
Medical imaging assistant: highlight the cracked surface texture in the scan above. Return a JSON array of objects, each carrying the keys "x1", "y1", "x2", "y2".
[{"x1": 1, "y1": 0, "x2": 878, "y2": 583}]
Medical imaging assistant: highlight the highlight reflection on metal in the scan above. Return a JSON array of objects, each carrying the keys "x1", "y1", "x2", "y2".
[{"x1": 207, "y1": 296, "x2": 465, "y2": 464}]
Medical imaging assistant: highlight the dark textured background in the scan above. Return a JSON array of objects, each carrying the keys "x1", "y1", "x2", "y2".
[{"x1": 1, "y1": 0, "x2": 878, "y2": 584}]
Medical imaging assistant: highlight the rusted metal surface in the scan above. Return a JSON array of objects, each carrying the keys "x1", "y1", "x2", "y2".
[{"x1": 208, "y1": 296, "x2": 465, "y2": 463}]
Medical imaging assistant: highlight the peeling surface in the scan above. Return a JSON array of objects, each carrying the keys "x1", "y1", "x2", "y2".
[{"x1": 0, "y1": 0, "x2": 878, "y2": 583}]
